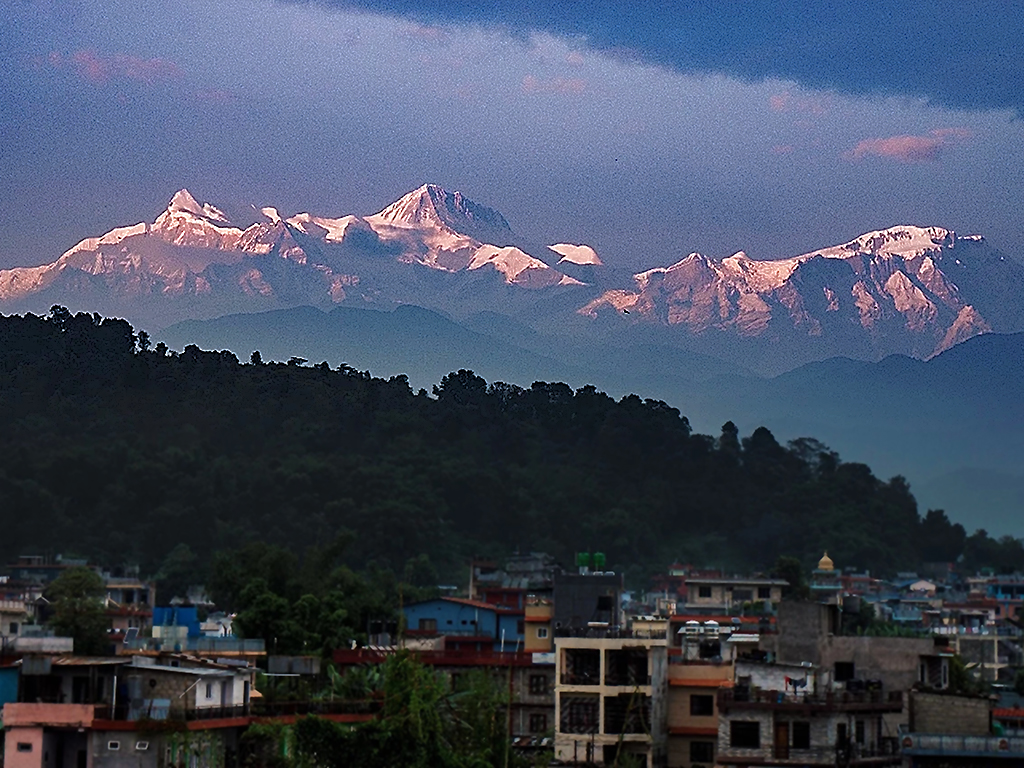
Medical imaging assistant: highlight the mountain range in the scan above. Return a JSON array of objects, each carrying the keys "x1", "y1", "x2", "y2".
[
  {"x1": 4, "y1": 185, "x2": 1024, "y2": 535},
  {"x1": 3, "y1": 185, "x2": 1023, "y2": 374}
]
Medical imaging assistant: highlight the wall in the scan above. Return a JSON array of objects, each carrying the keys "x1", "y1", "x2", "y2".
[
  {"x1": 820, "y1": 636, "x2": 933, "y2": 692},
  {"x1": 4, "y1": 726, "x2": 45, "y2": 768},
  {"x1": 909, "y1": 691, "x2": 991, "y2": 736},
  {"x1": 90, "y1": 730, "x2": 159, "y2": 768}
]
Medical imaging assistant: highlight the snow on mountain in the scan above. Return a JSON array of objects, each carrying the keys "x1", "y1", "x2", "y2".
[
  {"x1": 469, "y1": 245, "x2": 581, "y2": 288},
  {"x1": 0, "y1": 185, "x2": 589, "y2": 319},
  {"x1": 368, "y1": 184, "x2": 512, "y2": 238},
  {"x1": 2, "y1": 185, "x2": 1020, "y2": 368},
  {"x1": 150, "y1": 189, "x2": 243, "y2": 250},
  {"x1": 580, "y1": 225, "x2": 1018, "y2": 360},
  {"x1": 550, "y1": 243, "x2": 602, "y2": 266}
]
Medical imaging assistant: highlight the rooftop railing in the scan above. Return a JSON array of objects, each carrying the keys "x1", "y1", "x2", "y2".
[
  {"x1": 719, "y1": 688, "x2": 903, "y2": 711},
  {"x1": 901, "y1": 733, "x2": 1024, "y2": 756}
]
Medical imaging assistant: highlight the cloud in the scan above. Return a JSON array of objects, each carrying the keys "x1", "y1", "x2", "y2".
[
  {"x1": 521, "y1": 74, "x2": 586, "y2": 95},
  {"x1": 45, "y1": 50, "x2": 184, "y2": 86},
  {"x1": 768, "y1": 90, "x2": 830, "y2": 116},
  {"x1": 399, "y1": 23, "x2": 451, "y2": 46},
  {"x1": 292, "y1": 1, "x2": 1024, "y2": 114},
  {"x1": 848, "y1": 128, "x2": 971, "y2": 163}
]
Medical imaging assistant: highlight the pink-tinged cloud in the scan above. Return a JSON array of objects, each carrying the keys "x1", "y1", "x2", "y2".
[
  {"x1": 47, "y1": 50, "x2": 183, "y2": 86},
  {"x1": 521, "y1": 75, "x2": 586, "y2": 95},
  {"x1": 400, "y1": 24, "x2": 450, "y2": 46},
  {"x1": 848, "y1": 128, "x2": 971, "y2": 162}
]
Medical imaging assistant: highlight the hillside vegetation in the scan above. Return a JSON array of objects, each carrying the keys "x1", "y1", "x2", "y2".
[{"x1": 0, "y1": 308, "x2": 1012, "y2": 586}]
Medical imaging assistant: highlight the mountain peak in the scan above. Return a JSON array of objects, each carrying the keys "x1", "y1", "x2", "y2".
[
  {"x1": 166, "y1": 189, "x2": 232, "y2": 225},
  {"x1": 370, "y1": 184, "x2": 513, "y2": 240}
]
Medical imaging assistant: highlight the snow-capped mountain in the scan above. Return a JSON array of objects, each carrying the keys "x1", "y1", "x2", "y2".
[
  {"x1": 581, "y1": 225, "x2": 1019, "y2": 362},
  {"x1": 1, "y1": 185, "x2": 1021, "y2": 371}
]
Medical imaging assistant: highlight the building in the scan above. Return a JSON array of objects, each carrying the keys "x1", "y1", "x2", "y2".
[
  {"x1": 683, "y1": 577, "x2": 787, "y2": 615},
  {"x1": 2, "y1": 654, "x2": 259, "y2": 768},
  {"x1": 900, "y1": 690, "x2": 1024, "y2": 766},
  {"x1": 716, "y1": 658, "x2": 904, "y2": 766},
  {"x1": 524, "y1": 596, "x2": 554, "y2": 654},
  {"x1": 332, "y1": 645, "x2": 556, "y2": 749},
  {"x1": 553, "y1": 572, "x2": 623, "y2": 633},
  {"x1": 403, "y1": 596, "x2": 524, "y2": 652},
  {"x1": 553, "y1": 629, "x2": 668, "y2": 767},
  {"x1": 663, "y1": 615, "x2": 777, "y2": 768},
  {"x1": 667, "y1": 661, "x2": 731, "y2": 768}
]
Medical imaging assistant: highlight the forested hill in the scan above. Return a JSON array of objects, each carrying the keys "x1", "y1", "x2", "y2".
[{"x1": 0, "y1": 309, "x2": 997, "y2": 585}]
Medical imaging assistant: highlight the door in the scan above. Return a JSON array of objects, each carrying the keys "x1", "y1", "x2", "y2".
[{"x1": 774, "y1": 721, "x2": 790, "y2": 759}]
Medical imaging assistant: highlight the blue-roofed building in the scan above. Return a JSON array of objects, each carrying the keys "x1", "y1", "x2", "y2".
[{"x1": 403, "y1": 597, "x2": 525, "y2": 652}]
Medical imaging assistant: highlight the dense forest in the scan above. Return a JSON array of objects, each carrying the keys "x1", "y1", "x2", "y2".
[{"x1": 0, "y1": 308, "x2": 1019, "y2": 592}]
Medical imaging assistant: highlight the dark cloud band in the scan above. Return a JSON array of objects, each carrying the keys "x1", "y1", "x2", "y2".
[{"x1": 295, "y1": 0, "x2": 1024, "y2": 114}]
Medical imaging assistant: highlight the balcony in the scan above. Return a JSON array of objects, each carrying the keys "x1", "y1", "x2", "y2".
[
  {"x1": 123, "y1": 637, "x2": 265, "y2": 654},
  {"x1": 718, "y1": 742, "x2": 900, "y2": 766},
  {"x1": 92, "y1": 699, "x2": 380, "y2": 724},
  {"x1": 718, "y1": 688, "x2": 903, "y2": 714},
  {"x1": 554, "y1": 627, "x2": 666, "y2": 640}
]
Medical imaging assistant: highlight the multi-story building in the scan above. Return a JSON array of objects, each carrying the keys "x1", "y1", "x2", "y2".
[
  {"x1": 1, "y1": 654, "x2": 297, "y2": 768},
  {"x1": 716, "y1": 659, "x2": 904, "y2": 766},
  {"x1": 553, "y1": 629, "x2": 668, "y2": 767},
  {"x1": 684, "y1": 577, "x2": 787, "y2": 615}
]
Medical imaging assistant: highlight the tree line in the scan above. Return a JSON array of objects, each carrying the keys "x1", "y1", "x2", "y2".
[{"x1": 0, "y1": 307, "x2": 1017, "y2": 598}]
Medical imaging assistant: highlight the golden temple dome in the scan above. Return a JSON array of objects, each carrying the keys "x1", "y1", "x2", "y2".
[{"x1": 817, "y1": 551, "x2": 834, "y2": 572}]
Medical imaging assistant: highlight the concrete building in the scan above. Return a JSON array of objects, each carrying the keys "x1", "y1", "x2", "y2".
[
  {"x1": 683, "y1": 577, "x2": 787, "y2": 615},
  {"x1": 900, "y1": 690, "x2": 1024, "y2": 766},
  {"x1": 0, "y1": 654, "x2": 275, "y2": 768},
  {"x1": 553, "y1": 630, "x2": 668, "y2": 767},
  {"x1": 716, "y1": 659, "x2": 904, "y2": 766}
]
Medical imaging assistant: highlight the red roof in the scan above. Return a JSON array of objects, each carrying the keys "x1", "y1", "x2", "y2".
[{"x1": 442, "y1": 597, "x2": 501, "y2": 611}]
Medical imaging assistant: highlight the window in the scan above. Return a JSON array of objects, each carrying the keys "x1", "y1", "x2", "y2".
[
  {"x1": 690, "y1": 694, "x2": 714, "y2": 716},
  {"x1": 529, "y1": 713, "x2": 548, "y2": 733},
  {"x1": 537, "y1": 626, "x2": 549, "y2": 639},
  {"x1": 9, "y1": 622, "x2": 17, "y2": 634},
  {"x1": 792, "y1": 721, "x2": 810, "y2": 749},
  {"x1": 419, "y1": 618, "x2": 437, "y2": 632},
  {"x1": 690, "y1": 741, "x2": 714, "y2": 762},
  {"x1": 17, "y1": 743, "x2": 33, "y2": 753},
  {"x1": 834, "y1": 661, "x2": 855, "y2": 682},
  {"x1": 205, "y1": 683, "x2": 213, "y2": 699},
  {"x1": 733, "y1": 589, "x2": 753, "y2": 602},
  {"x1": 517, "y1": 620, "x2": 525, "y2": 635},
  {"x1": 107, "y1": 742, "x2": 121, "y2": 751},
  {"x1": 730, "y1": 721, "x2": 760, "y2": 749},
  {"x1": 135, "y1": 742, "x2": 150, "y2": 752},
  {"x1": 757, "y1": 587, "x2": 771, "y2": 599},
  {"x1": 855, "y1": 720, "x2": 865, "y2": 745},
  {"x1": 698, "y1": 586, "x2": 712, "y2": 598},
  {"x1": 529, "y1": 675, "x2": 549, "y2": 695}
]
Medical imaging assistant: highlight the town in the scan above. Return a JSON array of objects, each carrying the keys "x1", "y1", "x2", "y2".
[{"x1": 2, "y1": 550, "x2": 1023, "y2": 768}]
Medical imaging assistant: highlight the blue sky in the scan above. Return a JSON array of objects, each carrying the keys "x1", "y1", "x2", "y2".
[{"x1": 3, "y1": 0, "x2": 1024, "y2": 271}]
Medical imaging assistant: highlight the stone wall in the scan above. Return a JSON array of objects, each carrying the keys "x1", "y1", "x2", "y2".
[{"x1": 909, "y1": 691, "x2": 991, "y2": 736}]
